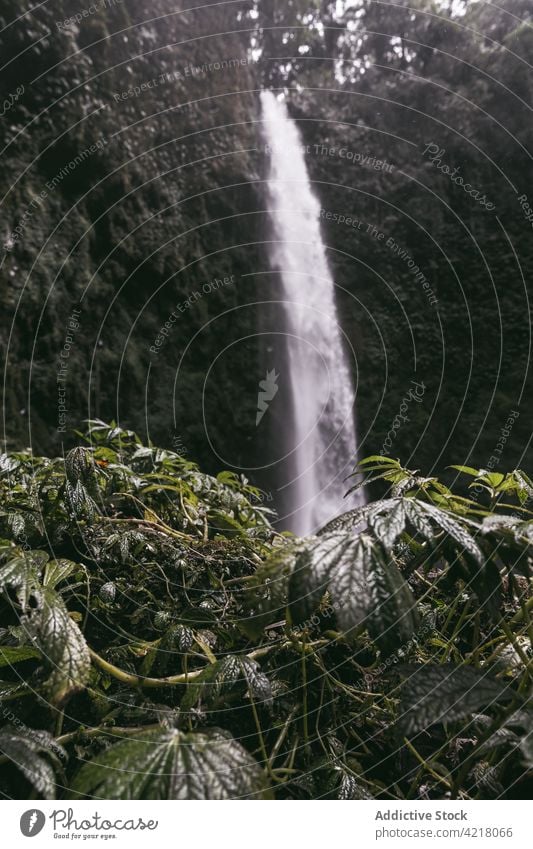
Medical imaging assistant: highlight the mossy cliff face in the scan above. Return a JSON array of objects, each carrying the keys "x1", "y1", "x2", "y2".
[
  {"x1": 0, "y1": 0, "x2": 270, "y2": 475},
  {"x1": 298, "y1": 119, "x2": 532, "y2": 475}
]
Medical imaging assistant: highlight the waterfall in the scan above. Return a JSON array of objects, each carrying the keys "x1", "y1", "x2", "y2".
[{"x1": 260, "y1": 90, "x2": 364, "y2": 536}]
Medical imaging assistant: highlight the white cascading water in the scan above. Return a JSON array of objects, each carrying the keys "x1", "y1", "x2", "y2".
[{"x1": 260, "y1": 90, "x2": 364, "y2": 536}]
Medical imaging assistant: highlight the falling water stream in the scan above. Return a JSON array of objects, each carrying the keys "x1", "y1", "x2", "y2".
[{"x1": 260, "y1": 91, "x2": 364, "y2": 535}]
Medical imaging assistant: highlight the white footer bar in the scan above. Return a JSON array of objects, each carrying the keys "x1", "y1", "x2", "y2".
[{"x1": 3, "y1": 800, "x2": 530, "y2": 848}]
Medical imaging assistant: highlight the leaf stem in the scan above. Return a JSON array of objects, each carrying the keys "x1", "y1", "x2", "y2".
[
  {"x1": 300, "y1": 640, "x2": 310, "y2": 753},
  {"x1": 89, "y1": 642, "x2": 287, "y2": 689},
  {"x1": 89, "y1": 648, "x2": 206, "y2": 687},
  {"x1": 57, "y1": 723, "x2": 162, "y2": 747},
  {"x1": 404, "y1": 737, "x2": 452, "y2": 791}
]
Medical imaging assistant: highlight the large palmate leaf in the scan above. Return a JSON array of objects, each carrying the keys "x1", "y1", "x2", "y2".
[
  {"x1": 327, "y1": 535, "x2": 419, "y2": 654},
  {"x1": 418, "y1": 501, "x2": 484, "y2": 563},
  {"x1": 287, "y1": 532, "x2": 418, "y2": 654},
  {"x1": 0, "y1": 727, "x2": 66, "y2": 799},
  {"x1": 70, "y1": 727, "x2": 268, "y2": 799},
  {"x1": 397, "y1": 664, "x2": 516, "y2": 736},
  {"x1": 369, "y1": 499, "x2": 407, "y2": 549},
  {"x1": 28, "y1": 589, "x2": 91, "y2": 706},
  {"x1": 365, "y1": 497, "x2": 482, "y2": 561},
  {"x1": 290, "y1": 533, "x2": 353, "y2": 623},
  {"x1": 319, "y1": 496, "x2": 483, "y2": 568}
]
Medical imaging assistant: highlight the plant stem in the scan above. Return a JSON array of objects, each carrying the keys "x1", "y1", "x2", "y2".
[
  {"x1": 249, "y1": 693, "x2": 269, "y2": 767},
  {"x1": 404, "y1": 738, "x2": 452, "y2": 791},
  {"x1": 471, "y1": 612, "x2": 481, "y2": 667},
  {"x1": 54, "y1": 709, "x2": 65, "y2": 738},
  {"x1": 442, "y1": 598, "x2": 471, "y2": 663},
  {"x1": 268, "y1": 706, "x2": 299, "y2": 771},
  {"x1": 500, "y1": 621, "x2": 532, "y2": 675},
  {"x1": 89, "y1": 648, "x2": 206, "y2": 687},
  {"x1": 89, "y1": 642, "x2": 287, "y2": 689},
  {"x1": 57, "y1": 723, "x2": 162, "y2": 747},
  {"x1": 300, "y1": 640, "x2": 310, "y2": 752}
]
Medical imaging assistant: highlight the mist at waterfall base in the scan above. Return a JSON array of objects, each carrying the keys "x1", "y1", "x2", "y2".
[{"x1": 259, "y1": 90, "x2": 364, "y2": 536}]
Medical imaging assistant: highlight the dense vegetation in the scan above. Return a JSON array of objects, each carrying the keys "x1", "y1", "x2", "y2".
[{"x1": 0, "y1": 423, "x2": 531, "y2": 799}]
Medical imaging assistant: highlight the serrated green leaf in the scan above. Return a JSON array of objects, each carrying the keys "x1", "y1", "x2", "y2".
[
  {"x1": 65, "y1": 447, "x2": 95, "y2": 486},
  {"x1": 370, "y1": 500, "x2": 406, "y2": 549},
  {"x1": 359, "y1": 456, "x2": 402, "y2": 467},
  {"x1": 7, "y1": 513, "x2": 26, "y2": 539},
  {"x1": 171, "y1": 625, "x2": 194, "y2": 653},
  {"x1": 0, "y1": 727, "x2": 65, "y2": 799},
  {"x1": 70, "y1": 727, "x2": 268, "y2": 799},
  {"x1": 65, "y1": 481, "x2": 96, "y2": 520},
  {"x1": 29, "y1": 589, "x2": 91, "y2": 706},
  {"x1": 0, "y1": 550, "x2": 48, "y2": 610},
  {"x1": 208, "y1": 509, "x2": 245, "y2": 538},
  {"x1": 239, "y1": 657, "x2": 272, "y2": 704},
  {"x1": 328, "y1": 535, "x2": 419, "y2": 654},
  {"x1": 419, "y1": 502, "x2": 484, "y2": 563},
  {"x1": 337, "y1": 771, "x2": 373, "y2": 799},
  {"x1": 366, "y1": 547, "x2": 420, "y2": 654},
  {"x1": 43, "y1": 559, "x2": 78, "y2": 589},
  {"x1": 398, "y1": 664, "x2": 515, "y2": 736},
  {"x1": 289, "y1": 533, "x2": 352, "y2": 624},
  {"x1": 326, "y1": 535, "x2": 374, "y2": 635},
  {"x1": 405, "y1": 500, "x2": 435, "y2": 540},
  {"x1": 181, "y1": 654, "x2": 272, "y2": 711},
  {"x1": 317, "y1": 505, "x2": 367, "y2": 536}
]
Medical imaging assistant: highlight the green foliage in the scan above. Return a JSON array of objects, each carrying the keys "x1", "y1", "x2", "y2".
[
  {"x1": 0, "y1": 728, "x2": 66, "y2": 799},
  {"x1": 0, "y1": 434, "x2": 531, "y2": 799},
  {"x1": 286, "y1": 531, "x2": 419, "y2": 655},
  {"x1": 397, "y1": 664, "x2": 515, "y2": 736},
  {"x1": 71, "y1": 727, "x2": 269, "y2": 800}
]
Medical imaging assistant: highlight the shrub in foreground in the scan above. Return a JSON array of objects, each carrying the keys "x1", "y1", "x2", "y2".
[{"x1": 0, "y1": 426, "x2": 531, "y2": 799}]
